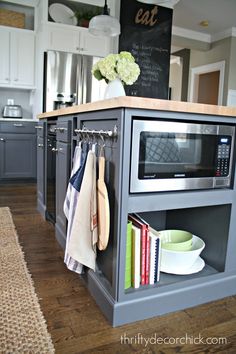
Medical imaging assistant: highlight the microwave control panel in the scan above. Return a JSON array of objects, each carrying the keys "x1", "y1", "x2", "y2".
[{"x1": 215, "y1": 137, "x2": 231, "y2": 177}]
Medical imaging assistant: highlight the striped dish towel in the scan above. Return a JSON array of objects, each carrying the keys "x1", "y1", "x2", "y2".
[{"x1": 64, "y1": 144, "x2": 88, "y2": 273}]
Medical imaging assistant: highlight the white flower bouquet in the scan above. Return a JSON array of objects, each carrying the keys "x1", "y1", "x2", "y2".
[{"x1": 92, "y1": 51, "x2": 140, "y2": 85}]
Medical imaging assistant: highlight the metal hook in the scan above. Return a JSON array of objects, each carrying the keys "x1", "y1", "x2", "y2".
[{"x1": 99, "y1": 130, "x2": 106, "y2": 156}]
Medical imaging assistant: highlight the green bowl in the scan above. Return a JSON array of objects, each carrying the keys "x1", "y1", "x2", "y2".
[{"x1": 160, "y1": 230, "x2": 193, "y2": 251}]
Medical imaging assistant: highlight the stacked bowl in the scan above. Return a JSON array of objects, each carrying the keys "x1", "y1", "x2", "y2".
[{"x1": 160, "y1": 229, "x2": 205, "y2": 274}]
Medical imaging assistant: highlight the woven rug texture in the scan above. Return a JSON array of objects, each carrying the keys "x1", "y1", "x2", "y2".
[{"x1": 0, "y1": 207, "x2": 55, "y2": 354}]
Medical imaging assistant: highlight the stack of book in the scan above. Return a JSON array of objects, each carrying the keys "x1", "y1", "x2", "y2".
[{"x1": 125, "y1": 214, "x2": 161, "y2": 289}]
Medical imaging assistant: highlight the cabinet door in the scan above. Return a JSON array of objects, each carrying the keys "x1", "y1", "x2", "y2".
[
  {"x1": 47, "y1": 25, "x2": 80, "y2": 53},
  {"x1": 81, "y1": 30, "x2": 111, "y2": 57},
  {"x1": 56, "y1": 141, "x2": 70, "y2": 241},
  {"x1": 0, "y1": 133, "x2": 36, "y2": 179},
  {"x1": 0, "y1": 29, "x2": 10, "y2": 85},
  {"x1": 46, "y1": 25, "x2": 111, "y2": 57},
  {"x1": 11, "y1": 31, "x2": 35, "y2": 87},
  {"x1": 37, "y1": 136, "x2": 45, "y2": 204}
]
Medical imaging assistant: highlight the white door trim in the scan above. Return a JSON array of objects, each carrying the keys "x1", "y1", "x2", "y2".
[{"x1": 189, "y1": 60, "x2": 225, "y2": 105}]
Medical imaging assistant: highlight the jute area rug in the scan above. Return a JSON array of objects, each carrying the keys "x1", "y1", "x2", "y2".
[{"x1": 0, "y1": 207, "x2": 55, "y2": 354}]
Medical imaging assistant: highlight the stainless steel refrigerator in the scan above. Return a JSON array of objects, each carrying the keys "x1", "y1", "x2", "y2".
[{"x1": 43, "y1": 50, "x2": 106, "y2": 112}]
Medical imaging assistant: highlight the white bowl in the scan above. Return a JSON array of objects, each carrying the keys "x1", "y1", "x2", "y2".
[
  {"x1": 160, "y1": 229, "x2": 193, "y2": 251},
  {"x1": 160, "y1": 235, "x2": 205, "y2": 272}
]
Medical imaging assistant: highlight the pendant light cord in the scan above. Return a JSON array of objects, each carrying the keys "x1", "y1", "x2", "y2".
[{"x1": 103, "y1": 0, "x2": 109, "y2": 15}]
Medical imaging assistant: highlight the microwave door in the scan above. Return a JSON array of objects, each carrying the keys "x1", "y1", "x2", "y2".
[{"x1": 139, "y1": 132, "x2": 221, "y2": 179}]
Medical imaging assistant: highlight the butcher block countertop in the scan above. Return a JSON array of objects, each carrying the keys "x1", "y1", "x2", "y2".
[{"x1": 37, "y1": 96, "x2": 236, "y2": 119}]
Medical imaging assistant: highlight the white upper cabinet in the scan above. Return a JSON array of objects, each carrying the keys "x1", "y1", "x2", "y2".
[
  {"x1": 0, "y1": 29, "x2": 10, "y2": 85},
  {"x1": 0, "y1": 27, "x2": 35, "y2": 88},
  {"x1": 11, "y1": 31, "x2": 35, "y2": 87},
  {"x1": 45, "y1": 23, "x2": 111, "y2": 57},
  {"x1": 80, "y1": 29, "x2": 111, "y2": 57}
]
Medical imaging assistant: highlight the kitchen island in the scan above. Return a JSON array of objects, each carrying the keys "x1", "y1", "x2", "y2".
[{"x1": 37, "y1": 97, "x2": 236, "y2": 326}]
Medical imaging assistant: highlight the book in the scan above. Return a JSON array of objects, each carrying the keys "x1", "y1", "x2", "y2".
[
  {"x1": 128, "y1": 214, "x2": 147, "y2": 285},
  {"x1": 154, "y1": 238, "x2": 161, "y2": 283},
  {"x1": 149, "y1": 227, "x2": 161, "y2": 284},
  {"x1": 131, "y1": 225, "x2": 141, "y2": 288},
  {"x1": 132, "y1": 213, "x2": 150, "y2": 285},
  {"x1": 125, "y1": 221, "x2": 132, "y2": 289}
]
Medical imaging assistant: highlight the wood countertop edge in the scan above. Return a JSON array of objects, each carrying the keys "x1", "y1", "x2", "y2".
[{"x1": 37, "y1": 96, "x2": 236, "y2": 119}]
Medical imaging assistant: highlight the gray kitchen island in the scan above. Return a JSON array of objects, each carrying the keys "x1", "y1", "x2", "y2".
[{"x1": 37, "y1": 97, "x2": 236, "y2": 326}]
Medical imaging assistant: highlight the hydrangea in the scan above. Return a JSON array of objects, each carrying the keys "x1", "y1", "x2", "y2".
[{"x1": 92, "y1": 51, "x2": 140, "y2": 86}]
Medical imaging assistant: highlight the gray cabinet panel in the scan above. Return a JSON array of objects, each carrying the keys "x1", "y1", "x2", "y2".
[
  {"x1": 55, "y1": 140, "x2": 70, "y2": 242},
  {"x1": 0, "y1": 133, "x2": 36, "y2": 179},
  {"x1": 37, "y1": 136, "x2": 45, "y2": 204},
  {"x1": 35, "y1": 122, "x2": 45, "y2": 137},
  {"x1": 56, "y1": 121, "x2": 71, "y2": 142}
]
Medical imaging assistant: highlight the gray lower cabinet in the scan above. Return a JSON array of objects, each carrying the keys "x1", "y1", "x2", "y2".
[
  {"x1": 54, "y1": 118, "x2": 72, "y2": 248},
  {"x1": 36, "y1": 118, "x2": 71, "y2": 245},
  {"x1": 36, "y1": 121, "x2": 46, "y2": 216},
  {"x1": 0, "y1": 122, "x2": 36, "y2": 180},
  {"x1": 37, "y1": 136, "x2": 45, "y2": 216}
]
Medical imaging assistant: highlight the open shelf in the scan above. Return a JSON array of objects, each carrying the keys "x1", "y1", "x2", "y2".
[
  {"x1": 0, "y1": 1, "x2": 35, "y2": 30},
  {"x1": 123, "y1": 204, "x2": 231, "y2": 298},
  {"x1": 158, "y1": 263, "x2": 219, "y2": 286},
  {"x1": 125, "y1": 263, "x2": 219, "y2": 296},
  {"x1": 48, "y1": 0, "x2": 103, "y2": 28}
]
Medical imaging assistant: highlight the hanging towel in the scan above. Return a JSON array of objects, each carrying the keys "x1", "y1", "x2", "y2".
[
  {"x1": 64, "y1": 144, "x2": 88, "y2": 273},
  {"x1": 67, "y1": 145, "x2": 98, "y2": 271},
  {"x1": 63, "y1": 145, "x2": 81, "y2": 219}
]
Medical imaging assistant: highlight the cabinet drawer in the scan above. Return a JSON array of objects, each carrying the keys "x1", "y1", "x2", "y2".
[
  {"x1": 56, "y1": 121, "x2": 71, "y2": 142},
  {"x1": 35, "y1": 122, "x2": 45, "y2": 137},
  {"x1": 0, "y1": 121, "x2": 37, "y2": 134}
]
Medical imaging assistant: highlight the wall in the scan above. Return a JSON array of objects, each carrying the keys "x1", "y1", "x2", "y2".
[
  {"x1": 0, "y1": 88, "x2": 33, "y2": 118},
  {"x1": 171, "y1": 48, "x2": 190, "y2": 102},
  {"x1": 188, "y1": 37, "x2": 232, "y2": 105},
  {"x1": 169, "y1": 58, "x2": 182, "y2": 101},
  {"x1": 228, "y1": 37, "x2": 236, "y2": 91}
]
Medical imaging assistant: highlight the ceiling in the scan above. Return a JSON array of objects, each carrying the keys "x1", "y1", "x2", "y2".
[{"x1": 173, "y1": 0, "x2": 236, "y2": 38}]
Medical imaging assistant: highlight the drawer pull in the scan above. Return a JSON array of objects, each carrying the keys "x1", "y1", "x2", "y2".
[
  {"x1": 38, "y1": 144, "x2": 44, "y2": 148},
  {"x1": 55, "y1": 127, "x2": 67, "y2": 133},
  {"x1": 52, "y1": 148, "x2": 58, "y2": 153},
  {"x1": 0, "y1": 138, "x2": 5, "y2": 142},
  {"x1": 58, "y1": 148, "x2": 64, "y2": 152},
  {"x1": 35, "y1": 126, "x2": 43, "y2": 130},
  {"x1": 13, "y1": 123, "x2": 23, "y2": 127}
]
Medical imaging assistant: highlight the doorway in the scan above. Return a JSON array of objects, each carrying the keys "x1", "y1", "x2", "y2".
[{"x1": 189, "y1": 61, "x2": 225, "y2": 105}]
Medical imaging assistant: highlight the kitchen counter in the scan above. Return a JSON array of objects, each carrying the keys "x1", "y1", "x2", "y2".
[
  {"x1": 0, "y1": 118, "x2": 38, "y2": 121},
  {"x1": 37, "y1": 96, "x2": 236, "y2": 119}
]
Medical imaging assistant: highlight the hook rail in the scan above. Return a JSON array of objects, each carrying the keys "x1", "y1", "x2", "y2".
[{"x1": 74, "y1": 125, "x2": 118, "y2": 138}]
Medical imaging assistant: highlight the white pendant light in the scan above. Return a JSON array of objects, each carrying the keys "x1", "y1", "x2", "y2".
[
  {"x1": 136, "y1": 0, "x2": 180, "y2": 7},
  {"x1": 88, "y1": 0, "x2": 120, "y2": 37}
]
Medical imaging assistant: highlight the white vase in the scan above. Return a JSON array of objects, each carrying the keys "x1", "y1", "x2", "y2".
[{"x1": 104, "y1": 78, "x2": 126, "y2": 99}]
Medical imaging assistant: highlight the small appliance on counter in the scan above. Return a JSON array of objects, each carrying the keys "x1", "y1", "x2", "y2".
[{"x1": 2, "y1": 99, "x2": 23, "y2": 118}]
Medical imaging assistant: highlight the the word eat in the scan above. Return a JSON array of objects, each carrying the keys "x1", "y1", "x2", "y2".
[{"x1": 135, "y1": 5, "x2": 158, "y2": 27}]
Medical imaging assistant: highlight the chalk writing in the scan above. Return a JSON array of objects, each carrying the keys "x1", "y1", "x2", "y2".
[{"x1": 135, "y1": 6, "x2": 158, "y2": 26}]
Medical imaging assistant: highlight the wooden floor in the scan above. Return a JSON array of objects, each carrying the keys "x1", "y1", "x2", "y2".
[{"x1": 0, "y1": 183, "x2": 236, "y2": 354}]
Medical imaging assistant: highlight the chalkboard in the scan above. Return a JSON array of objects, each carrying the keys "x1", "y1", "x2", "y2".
[{"x1": 119, "y1": 0, "x2": 173, "y2": 99}]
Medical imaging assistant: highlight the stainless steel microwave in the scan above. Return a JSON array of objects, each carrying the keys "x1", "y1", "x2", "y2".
[{"x1": 130, "y1": 119, "x2": 235, "y2": 193}]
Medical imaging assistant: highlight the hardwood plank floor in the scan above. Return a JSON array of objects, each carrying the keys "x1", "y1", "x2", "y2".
[{"x1": 0, "y1": 183, "x2": 236, "y2": 354}]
